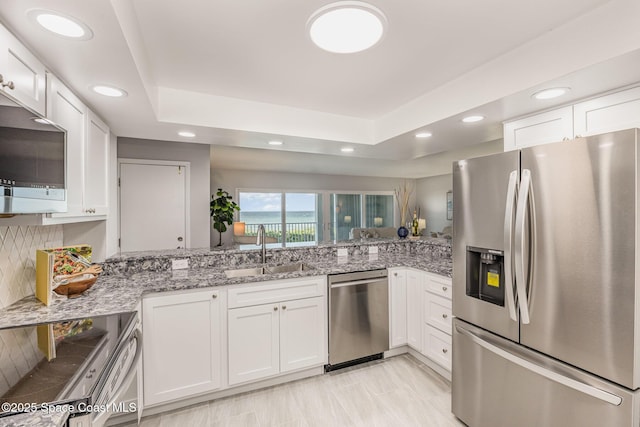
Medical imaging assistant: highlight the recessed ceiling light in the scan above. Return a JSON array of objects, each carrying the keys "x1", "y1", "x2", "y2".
[
  {"x1": 27, "y1": 9, "x2": 93, "y2": 40},
  {"x1": 308, "y1": 1, "x2": 387, "y2": 54},
  {"x1": 268, "y1": 140, "x2": 283, "y2": 146},
  {"x1": 532, "y1": 87, "x2": 570, "y2": 100},
  {"x1": 91, "y1": 85, "x2": 127, "y2": 97},
  {"x1": 462, "y1": 115, "x2": 485, "y2": 123},
  {"x1": 178, "y1": 131, "x2": 196, "y2": 138},
  {"x1": 341, "y1": 147, "x2": 355, "y2": 153},
  {"x1": 415, "y1": 132, "x2": 432, "y2": 138}
]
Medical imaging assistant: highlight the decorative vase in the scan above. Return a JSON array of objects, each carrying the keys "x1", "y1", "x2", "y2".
[{"x1": 397, "y1": 226, "x2": 409, "y2": 239}]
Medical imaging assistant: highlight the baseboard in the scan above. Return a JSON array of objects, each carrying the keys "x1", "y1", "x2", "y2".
[{"x1": 140, "y1": 366, "x2": 324, "y2": 419}]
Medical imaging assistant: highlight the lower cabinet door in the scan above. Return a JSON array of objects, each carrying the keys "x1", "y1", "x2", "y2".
[
  {"x1": 406, "y1": 270, "x2": 423, "y2": 350},
  {"x1": 143, "y1": 290, "x2": 221, "y2": 406},
  {"x1": 228, "y1": 303, "x2": 280, "y2": 385},
  {"x1": 280, "y1": 296, "x2": 327, "y2": 373},
  {"x1": 423, "y1": 324, "x2": 452, "y2": 371}
]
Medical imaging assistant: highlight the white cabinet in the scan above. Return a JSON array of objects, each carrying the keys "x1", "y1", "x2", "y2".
[
  {"x1": 84, "y1": 110, "x2": 110, "y2": 215},
  {"x1": 46, "y1": 75, "x2": 110, "y2": 221},
  {"x1": 406, "y1": 269, "x2": 423, "y2": 351},
  {"x1": 142, "y1": 289, "x2": 222, "y2": 406},
  {"x1": 504, "y1": 86, "x2": 640, "y2": 152},
  {"x1": 422, "y1": 273, "x2": 452, "y2": 372},
  {"x1": 573, "y1": 86, "x2": 640, "y2": 137},
  {"x1": 503, "y1": 106, "x2": 573, "y2": 151},
  {"x1": 0, "y1": 24, "x2": 46, "y2": 114},
  {"x1": 389, "y1": 268, "x2": 407, "y2": 348},
  {"x1": 227, "y1": 277, "x2": 327, "y2": 386}
]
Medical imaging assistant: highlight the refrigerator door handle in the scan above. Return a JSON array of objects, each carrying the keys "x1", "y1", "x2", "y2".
[
  {"x1": 514, "y1": 168, "x2": 532, "y2": 324},
  {"x1": 455, "y1": 325, "x2": 623, "y2": 406},
  {"x1": 503, "y1": 170, "x2": 519, "y2": 322}
]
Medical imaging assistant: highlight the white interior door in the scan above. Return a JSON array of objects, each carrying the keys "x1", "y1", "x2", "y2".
[{"x1": 120, "y1": 160, "x2": 188, "y2": 252}]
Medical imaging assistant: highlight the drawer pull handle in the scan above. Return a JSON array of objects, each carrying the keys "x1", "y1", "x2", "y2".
[
  {"x1": 442, "y1": 348, "x2": 448, "y2": 354},
  {"x1": 442, "y1": 314, "x2": 448, "y2": 319}
]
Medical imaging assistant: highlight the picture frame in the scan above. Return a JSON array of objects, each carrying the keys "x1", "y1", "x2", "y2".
[{"x1": 446, "y1": 190, "x2": 453, "y2": 220}]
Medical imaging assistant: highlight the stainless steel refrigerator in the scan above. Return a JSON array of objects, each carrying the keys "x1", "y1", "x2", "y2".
[{"x1": 452, "y1": 128, "x2": 640, "y2": 427}]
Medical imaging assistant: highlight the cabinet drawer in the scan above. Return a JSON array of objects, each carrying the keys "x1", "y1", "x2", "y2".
[
  {"x1": 423, "y1": 325, "x2": 452, "y2": 372},
  {"x1": 425, "y1": 274, "x2": 452, "y2": 300},
  {"x1": 228, "y1": 276, "x2": 325, "y2": 308},
  {"x1": 424, "y1": 293, "x2": 452, "y2": 334}
]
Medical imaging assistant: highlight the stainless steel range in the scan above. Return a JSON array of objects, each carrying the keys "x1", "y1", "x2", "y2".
[{"x1": 0, "y1": 312, "x2": 140, "y2": 426}]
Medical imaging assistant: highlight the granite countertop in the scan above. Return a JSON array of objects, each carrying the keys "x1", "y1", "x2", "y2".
[
  {"x1": 0, "y1": 409, "x2": 69, "y2": 427},
  {"x1": 0, "y1": 251, "x2": 452, "y2": 330}
]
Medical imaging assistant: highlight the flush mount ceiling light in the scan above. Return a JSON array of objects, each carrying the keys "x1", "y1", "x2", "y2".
[
  {"x1": 307, "y1": 1, "x2": 387, "y2": 54},
  {"x1": 415, "y1": 132, "x2": 432, "y2": 138},
  {"x1": 27, "y1": 9, "x2": 93, "y2": 40},
  {"x1": 532, "y1": 87, "x2": 571, "y2": 100},
  {"x1": 178, "y1": 131, "x2": 196, "y2": 138},
  {"x1": 341, "y1": 147, "x2": 355, "y2": 153},
  {"x1": 268, "y1": 140, "x2": 283, "y2": 146},
  {"x1": 462, "y1": 115, "x2": 485, "y2": 123},
  {"x1": 91, "y1": 85, "x2": 127, "y2": 98}
]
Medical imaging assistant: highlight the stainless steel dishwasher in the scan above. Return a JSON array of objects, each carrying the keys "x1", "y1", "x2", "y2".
[{"x1": 327, "y1": 269, "x2": 389, "y2": 370}]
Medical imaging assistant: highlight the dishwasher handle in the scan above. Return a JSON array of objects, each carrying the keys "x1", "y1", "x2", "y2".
[{"x1": 330, "y1": 277, "x2": 388, "y2": 288}]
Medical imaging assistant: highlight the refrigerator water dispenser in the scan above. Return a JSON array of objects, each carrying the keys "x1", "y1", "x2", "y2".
[{"x1": 466, "y1": 247, "x2": 504, "y2": 306}]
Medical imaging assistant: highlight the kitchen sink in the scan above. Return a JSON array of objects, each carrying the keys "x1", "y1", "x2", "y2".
[
  {"x1": 224, "y1": 267, "x2": 266, "y2": 278},
  {"x1": 224, "y1": 263, "x2": 314, "y2": 278},
  {"x1": 265, "y1": 262, "x2": 314, "y2": 274}
]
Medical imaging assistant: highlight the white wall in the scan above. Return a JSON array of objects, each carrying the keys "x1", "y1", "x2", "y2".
[
  {"x1": 118, "y1": 138, "x2": 211, "y2": 249},
  {"x1": 211, "y1": 166, "x2": 417, "y2": 246},
  {"x1": 415, "y1": 174, "x2": 453, "y2": 235}
]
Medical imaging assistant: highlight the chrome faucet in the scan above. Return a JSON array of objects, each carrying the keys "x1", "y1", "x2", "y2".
[{"x1": 256, "y1": 224, "x2": 267, "y2": 264}]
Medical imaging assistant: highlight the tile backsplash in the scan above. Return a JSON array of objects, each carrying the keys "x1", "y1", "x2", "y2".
[{"x1": 0, "y1": 225, "x2": 63, "y2": 310}]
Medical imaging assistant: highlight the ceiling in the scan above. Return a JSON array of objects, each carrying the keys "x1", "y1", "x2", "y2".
[{"x1": 0, "y1": 0, "x2": 639, "y2": 178}]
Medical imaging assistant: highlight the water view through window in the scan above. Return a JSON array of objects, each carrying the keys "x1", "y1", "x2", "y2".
[{"x1": 239, "y1": 192, "x2": 319, "y2": 246}]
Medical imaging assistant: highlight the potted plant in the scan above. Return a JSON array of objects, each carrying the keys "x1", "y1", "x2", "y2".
[{"x1": 210, "y1": 188, "x2": 240, "y2": 246}]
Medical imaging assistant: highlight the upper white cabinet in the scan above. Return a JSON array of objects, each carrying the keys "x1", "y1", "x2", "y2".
[
  {"x1": 0, "y1": 25, "x2": 46, "y2": 115},
  {"x1": 503, "y1": 106, "x2": 573, "y2": 151},
  {"x1": 143, "y1": 288, "x2": 223, "y2": 406},
  {"x1": 46, "y1": 74, "x2": 110, "y2": 221},
  {"x1": 573, "y1": 86, "x2": 640, "y2": 137},
  {"x1": 227, "y1": 277, "x2": 327, "y2": 386},
  {"x1": 47, "y1": 74, "x2": 87, "y2": 218},
  {"x1": 504, "y1": 86, "x2": 640, "y2": 151},
  {"x1": 85, "y1": 110, "x2": 110, "y2": 215}
]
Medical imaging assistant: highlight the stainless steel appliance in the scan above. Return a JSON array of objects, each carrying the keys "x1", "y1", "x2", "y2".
[
  {"x1": 0, "y1": 312, "x2": 141, "y2": 426},
  {"x1": 452, "y1": 128, "x2": 640, "y2": 426},
  {"x1": 0, "y1": 91, "x2": 67, "y2": 214},
  {"x1": 327, "y1": 269, "x2": 389, "y2": 369}
]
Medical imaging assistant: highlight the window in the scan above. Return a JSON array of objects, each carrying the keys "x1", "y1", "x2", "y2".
[
  {"x1": 237, "y1": 190, "x2": 395, "y2": 245},
  {"x1": 238, "y1": 191, "x2": 320, "y2": 246}
]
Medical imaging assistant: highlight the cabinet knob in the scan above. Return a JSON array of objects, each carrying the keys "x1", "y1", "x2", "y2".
[
  {"x1": 442, "y1": 286, "x2": 448, "y2": 292},
  {"x1": 394, "y1": 272, "x2": 397, "y2": 277},
  {"x1": 0, "y1": 75, "x2": 15, "y2": 90},
  {"x1": 177, "y1": 236, "x2": 183, "y2": 242},
  {"x1": 442, "y1": 348, "x2": 448, "y2": 354},
  {"x1": 282, "y1": 305, "x2": 286, "y2": 310},
  {"x1": 274, "y1": 306, "x2": 278, "y2": 311},
  {"x1": 212, "y1": 294, "x2": 217, "y2": 299},
  {"x1": 442, "y1": 314, "x2": 448, "y2": 319}
]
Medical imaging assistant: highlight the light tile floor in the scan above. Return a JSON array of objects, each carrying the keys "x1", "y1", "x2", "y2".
[{"x1": 122, "y1": 354, "x2": 465, "y2": 426}]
